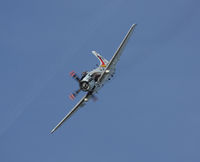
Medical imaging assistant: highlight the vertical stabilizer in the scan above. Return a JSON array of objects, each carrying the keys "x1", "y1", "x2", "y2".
[{"x1": 92, "y1": 51, "x2": 109, "y2": 67}]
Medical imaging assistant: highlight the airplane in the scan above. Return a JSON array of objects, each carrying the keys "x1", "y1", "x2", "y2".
[{"x1": 50, "y1": 24, "x2": 137, "y2": 134}]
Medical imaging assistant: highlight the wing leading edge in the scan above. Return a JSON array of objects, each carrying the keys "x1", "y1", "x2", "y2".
[
  {"x1": 98, "y1": 24, "x2": 137, "y2": 83},
  {"x1": 50, "y1": 93, "x2": 91, "y2": 134}
]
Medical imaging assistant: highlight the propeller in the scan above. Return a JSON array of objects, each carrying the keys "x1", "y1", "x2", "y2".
[
  {"x1": 69, "y1": 71, "x2": 97, "y2": 101},
  {"x1": 69, "y1": 89, "x2": 81, "y2": 100},
  {"x1": 69, "y1": 71, "x2": 82, "y2": 100},
  {"x1": 69, "y1": 71, "x2": 81, "y2": 83}
]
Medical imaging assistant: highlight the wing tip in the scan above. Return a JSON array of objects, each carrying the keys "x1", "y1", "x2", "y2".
[
  {"x1": 132, "y1": 24, "x2": 137, "y2": 28},
  {"x1": 50, "y1": 128, "x2": 56, "y2": 134}
]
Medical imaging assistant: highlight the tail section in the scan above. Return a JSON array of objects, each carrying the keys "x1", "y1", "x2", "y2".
[{"x1": 92, "y1": 51, "x2": 109, "y2": 67}]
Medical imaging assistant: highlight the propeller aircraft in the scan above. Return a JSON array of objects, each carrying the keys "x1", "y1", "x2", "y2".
[{"x1": 51, "y1": 24, "x2": 137, "y2": 134}]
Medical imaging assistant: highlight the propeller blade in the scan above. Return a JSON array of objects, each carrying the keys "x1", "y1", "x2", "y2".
[
  {"x1": 69, "y1": 71, "x2": 81, "y2": 82},
  {"x1": 69, "y1": 93, "x2": 75, "y2": 100},
  {"x1": 69, "y1": 89, "x2": 81, "y2": 100}
]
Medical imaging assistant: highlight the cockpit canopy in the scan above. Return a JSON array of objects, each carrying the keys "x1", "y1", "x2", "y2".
[{"x1": 91, "y1": 72, "x2": 101, "y2": 82}]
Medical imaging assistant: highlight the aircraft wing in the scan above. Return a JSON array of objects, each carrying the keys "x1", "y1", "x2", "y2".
[
  {"x1": 98, "y1": 24, "x2": 136, "y2": 83},
  {"x1": 50, "y1": 93, "x2": 91, "y2": 134}
]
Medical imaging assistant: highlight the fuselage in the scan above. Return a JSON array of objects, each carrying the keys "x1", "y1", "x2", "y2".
[{"x1": 79, "y1": 66, "x2": 114, "y2": 94}]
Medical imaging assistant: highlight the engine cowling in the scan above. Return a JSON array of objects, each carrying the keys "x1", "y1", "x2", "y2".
[{"x1": 80, "y1": 79, "x2": 95, "y2": 92}]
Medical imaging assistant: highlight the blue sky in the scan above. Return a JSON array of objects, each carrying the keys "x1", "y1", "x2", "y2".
[{"x1": 0, "y1": 0, "x2": 200, "y2": 161}]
